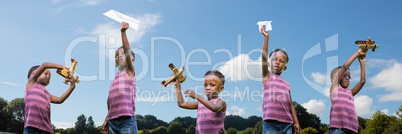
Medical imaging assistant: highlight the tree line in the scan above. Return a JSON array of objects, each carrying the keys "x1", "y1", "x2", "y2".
[{"x1": 1, "y1": 97, "x2": 402, "y2": 134}]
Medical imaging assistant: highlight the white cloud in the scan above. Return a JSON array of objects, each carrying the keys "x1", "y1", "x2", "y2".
[
  {"x1": 323, "y1": 88, "x2": 330, "y2": 97},
  {"x1": 381, "y1": 109, "x2": 389, "y2": 115},
  {"x1": 311, "y1": 72, "x2": 326, "y2": 86},
  {"x1": 81, "y1": 0, "x2": 104, "y2": 5},
  {"x1": 218, "y1": 54, "x2": 261, "y2": 81},
  {"x1": 53, "y1": 0, "x2": 106, "y2": 12},
  {"x1": 51, "y1": 0, "x2": 63, "y2": 4},
  {"x1": 0, "y1": 81, "x2": 19, "y2": 86},
  {"x1": 52, "y1": 121, "x2": 73, "y2": 129},
  {"x1": 227, "y1": 106, "x2": 246, "y2": 116},
  {"x1": 366, "y1": 58, "x2": 397, "y2": 68},
  {"x1": 369, "y1": 61, "x2": 402, "y2": 102},
  {"x1": 354, "y1": 95, "x2": 373, "y2": 116},
  {"x1": 301, "y1": 100, "x2": 326, "y2": 116}
]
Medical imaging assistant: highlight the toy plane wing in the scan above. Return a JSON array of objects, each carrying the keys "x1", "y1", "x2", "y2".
[
  {"x1": 161, "y1": 63, "x2": 186, "y2": 87},
  {"x1": 355, "y1": 37, "x2": 379, "y2": 52}
]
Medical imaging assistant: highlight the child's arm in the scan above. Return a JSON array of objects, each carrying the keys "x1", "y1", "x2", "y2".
[
  {"x1": 27, "y1": 62, "x2": 65, "y2": 88},
  {"x1": 121, "y1": 21, "x2": 135, "y2": 78},
  {"x1": 351, "y1": 56, "x2": 366, "y2": 96},
  {"x1": 261, "y1": 25, "x2": 270, "y2": 83},
  {"x1": 50, "y1": 74, "x2": 76, "y2": 104},
  {"x1": 330, "y1": 49, "x2": 366, "y2": 93},
  {"x1": 289, "y1": 93, "x2": 301, "y2": 134},
  {"x1": 186, "y1": 90, "x2": 226, "y2": 112},
  {"x1": 174, "y1": 79, "x2": 198, "y2": 109}
]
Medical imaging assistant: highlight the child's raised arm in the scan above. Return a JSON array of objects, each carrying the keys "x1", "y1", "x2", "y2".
[
  {"x1": 174, "y1": 79, "x2": 198, "y2": 109},
  {"x1": 50, "y1": 74, "x2": 76, "y2": 104},
  {"x1": 121, "y1": 21, "x2": 135, "y2": 77},
  {"x1": 27, "y1": 62, "x2": 65, "y2": 89},
  {"x1": 351, "y1": 55, "x2": 366, "y2": 96},
  {"x1": 29, "y1": 62, "x2": 64, "y2": 82},
  {"x1": 261, "y1": 25, "x2": 270, "y2": 82},
  {"x1": 330, "y1": 49, "x2": 366, "y2": 93},
  {"x1": 190, "y1": 90, "x2": 226, "y2": 112}
]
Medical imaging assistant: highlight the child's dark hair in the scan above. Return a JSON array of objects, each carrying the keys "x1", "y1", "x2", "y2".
[
  {"x1": 27, "y1": 65, "x2": 40, "y2": 79},
  {"x1": 330, "y1": 66, "x2": 350, "y2": 80},
  {"x1": 204, "y1": 70, "x2": 225, "y2": 85},
  {"x1": 118, "y1": 46, "x2": 135, "y2": 60},
  {"x1": 269, "y1": 49, "x2": 289, "y2": 62}
]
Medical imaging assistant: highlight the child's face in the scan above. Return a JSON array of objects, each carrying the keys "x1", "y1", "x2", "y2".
[
  {"x1": 115, "y1": 48, "x2": 134, "y2": 70},
  {"x1": 340, "y1": 70, "x2": 351, "y2": 88},
  {"x1": 204, "y1": 75, "x2": 224, "y2": 100},
  {"x1": 37, "y1": 69, "x2": 51, "y2": 86},
  {"x1": 270, "y1": 52, "x2": 288, "y2": 74},
  {"x1": 115, "y1": 48, "x2": 127, "y2": 68}
]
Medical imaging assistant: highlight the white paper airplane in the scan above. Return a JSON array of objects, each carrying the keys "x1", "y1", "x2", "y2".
[
  {"x1": 257, "y1": 21, "x2": 272, "y2": 32},
  {"x1": 103, "y1": 9, "x2": 140, "y2": 30}
]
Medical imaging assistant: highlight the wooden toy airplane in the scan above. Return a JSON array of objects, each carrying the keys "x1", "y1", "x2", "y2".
[
  {"x1": 161, "y1": 63, "x2": 186, "y2": 87},
  {"x1": 56, "y1": 59, "x2": 80, "y2": 84},
  {"x1": 355, "y1": 37, "x2": 379, "y2": 52}
]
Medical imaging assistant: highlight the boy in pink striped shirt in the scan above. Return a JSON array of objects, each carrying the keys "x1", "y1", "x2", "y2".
[
  {"x1": 260, "y1": 25, "x2": 301, "y2": 134},
  {"x1": 102, "y1": 21, "x2": 137, "y2": 134},
  {"x1": 24, "y1": 63, "x2": 77, "y2": 134},
  {"x1": 174, "y1": 70, "x2": 227, "y2": 134},
  {"x1": 329, "y1": 48, "x2": 367, "y2": 134}
]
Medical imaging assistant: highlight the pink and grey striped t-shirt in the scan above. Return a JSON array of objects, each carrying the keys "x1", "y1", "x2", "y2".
[
  {"x1": 329, "y1": 85, "x2": 358, "y2": 133},
  {"x1": 262, "y1": 73, "x2": 293, "y2": 123},
  {"x1": 107, "y1": 69, "x2": 136, "y2": 120},
  {"x1": 196, "y1": 98, "x2": 225, "y2": 134},
  {"x1": 24, "y1": 83, "x2": 52, "y2": 133}
]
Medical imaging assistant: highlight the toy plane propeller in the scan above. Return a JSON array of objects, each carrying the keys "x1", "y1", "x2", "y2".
[
  {"x1": 56, "y1": 59, "x2": 80, "y2": 84},
  {"x1": 355, "y1": 37, "x2": 379, "y2": 52},
  {"x1": 161, "y1": 63, "x2": 186, "y2": 87}
]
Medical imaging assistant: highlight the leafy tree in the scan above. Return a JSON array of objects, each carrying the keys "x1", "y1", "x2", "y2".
[
  {"x1": 75, "y1": 114, "x2": 87, "y2": 134},
  {"x1": 318, "y1": 123, "x2": 328, "y2": 134},
  {"x1": 302, "y1": 127, "x2": 318, "y2": 134},
  {"x1": 171, "y1": 116, "x2": 196, "y2": 128},
  {"x1": 86, "y1": 116, "x2": 99, "y2": 134},
  {"x1": 152, "y1": 126, "x2": 168, "y2": 134},
  {"x1": 245, "y1": 115, "x2": 262, "y2": 128},
  {"x1": 293, "y1": 102, "x2": 320, "y2": 129},
  {"x1": 185, "y1": 124, "x2": 195, "y2": 134},
  {"x1": 363, "y1": 111, "x2": 391, "y2": 134},
  {"x1": 140, "y1": 114, "x2": 168, "y2": 130},
  {"x1": 3, "y1": 98, "x2": 24, "y2": 133},
  {"x1": 226, "y1": 127, "x2": 237, "y2": 134},
  {"x1": 397, "y1": 105, "x2": 402, "y2": 119},
  {"x1": 167, "y1": 121, "x2": 184, "y2": 134},
  {"x1": 243, "y1": 127, "x2": 253, "y2": 134},
  {"x1": 358, "y1": 116, "x2": 368, "y2": 132},
  {"x1": 382, "y1": 116, "x2": 402, "y2": 134},
  {"x1": 0, "y1": 97, "x2": 8, "y2": 131},
  {"x1": 224, "y1": 115, "x2": 246, "y2": 130},
  {"x1": 253, "y1": 121, "x2": 262, "y2": 134}
]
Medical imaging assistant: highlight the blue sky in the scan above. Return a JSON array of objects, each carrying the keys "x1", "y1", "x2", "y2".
[{"x1": 1, "y1": 0, "x2": 402, "y2": 128}]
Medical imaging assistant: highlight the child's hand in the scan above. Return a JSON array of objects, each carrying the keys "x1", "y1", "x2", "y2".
[
  {"x1": 294, "y1": 123, "x2": 301, "y2": 134},
  {"x1": 67, "y1": 74, "x2": 76, "y2": 86},
  {"x1": 260, "y1": 25, "x2": 269, "y2": 37},
  {"x1": 102, "y1": 121, "x2": 108, "y2": 134},
  {"x1": 184, "y1": 89, "x2": 196, "y2": 99},
  {"x1": 358, "y1": 55, "x2": 366, "y2": 62},
  {"x1": 357, "y1": 48, "x2": 367, "y2": 57},
  {"x1": 121, "y1": 21, "x2": 129, "y2": 32},
  {"x1": 173, "y1": 78, "x2": 181, "y2": 90}
]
